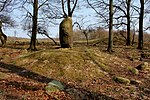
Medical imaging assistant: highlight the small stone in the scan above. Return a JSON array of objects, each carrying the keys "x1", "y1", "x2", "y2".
[
  {"x1": 113, "y1": 76, "x2": 130, "y2": 85},
  {"x1": 128, "y1": 67, "x2": 139, "y2": 75},
  {"x1": 45, "y1": 80, "x2": 66, "y2": 93},
  {"x1": 130, "y1": 79, "x2": 141, "y2": 85},
  {"x1": 136, "y1": 62, "x2": 149, "y2": 70}
]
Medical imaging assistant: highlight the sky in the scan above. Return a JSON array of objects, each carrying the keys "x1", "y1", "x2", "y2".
[
  {"x1": 2, "y1": 0, "x2": 150, "y2": 39},
  {"x1": 3, "y1": 0, "x2": 96, "y2": 39}
]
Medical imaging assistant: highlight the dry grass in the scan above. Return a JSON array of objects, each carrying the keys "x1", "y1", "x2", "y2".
[{"x1": 0, "y1": 33, "x2": 150, "y2": 99}]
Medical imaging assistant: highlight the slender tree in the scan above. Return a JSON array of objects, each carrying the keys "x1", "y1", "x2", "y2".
[
  {"x1": 27, "y1": 0, "x2": 38, "y2": 51},
  {"x1": 126, "y1": 0, "x2": 131, "y2": 46},
  {"x1": 107, "y1": 0, "x2": 113, "y2": 52},
  {"x1": 21, "y1": 0, "x2": 61, "y2": 50},
  {"x1": 138, "y1": 0, "x2": 144, "y2": 49},
  {"x1": 113, "y1": 0, "x2": 133, "y2": 46}
]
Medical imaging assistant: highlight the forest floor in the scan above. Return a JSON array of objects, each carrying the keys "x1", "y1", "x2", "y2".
[{"x1": 0, "y1": 38, "x2": 150, "y2": 100}]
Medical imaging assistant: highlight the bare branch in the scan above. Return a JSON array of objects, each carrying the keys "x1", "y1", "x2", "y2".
[
  {"x1": 61, "y1": 0, "x2": 67, "y2": 17},
  {"x1": 70, "y1": 0, "x2": 78, "y2": 16},
  {"x1": 38, "y1": 0, "x2": 49, "y2": 10}
]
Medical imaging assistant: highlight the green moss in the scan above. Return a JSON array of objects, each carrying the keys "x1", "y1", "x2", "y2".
[
  {"x1": 85, "y1": 49, "x2": 110, "y2": 72},
  {"x1": 113, "y1": 76, "x2": 130, "y2": 85},
  {"x1": 15, "y1": 48, "x2": 109, "y2": 83},
  {"x1": 45, "y1": 80, "x2": 65, "y2": 93},
  {"x1": 128, "y1": 66, "x2": 139, "y2": 75},
  {"x1": 130, "y1": 79, "x2": 141, "y2": 85}
]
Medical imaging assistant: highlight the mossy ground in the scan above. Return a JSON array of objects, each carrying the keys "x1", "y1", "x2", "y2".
[{"x1": 15, "y1": 48, "x2": 107, "y2": 83}]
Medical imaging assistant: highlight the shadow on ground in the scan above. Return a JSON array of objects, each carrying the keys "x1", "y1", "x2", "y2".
[{"x1": 0, "y1": 62, "x2": 115, "y2": 100}]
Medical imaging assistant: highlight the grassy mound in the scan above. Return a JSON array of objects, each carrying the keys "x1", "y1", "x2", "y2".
[{"x1": 15, "y1": 48, "x2": 109, "y2": 83}]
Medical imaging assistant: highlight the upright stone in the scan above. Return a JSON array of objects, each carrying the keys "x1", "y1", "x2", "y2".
[{"x1": 59, "y1": 17, "x2": 73, "y2": 48}]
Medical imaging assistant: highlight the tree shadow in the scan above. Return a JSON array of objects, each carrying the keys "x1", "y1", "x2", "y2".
[
  {"x1": 0, "y1": 62, "x2": 52, "y2": 83},
  {"x1": 0, "y1": 62, "x2": 116, "y2": 100}
]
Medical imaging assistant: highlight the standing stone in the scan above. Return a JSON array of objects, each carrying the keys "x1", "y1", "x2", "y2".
[{"x1": 59, "y1": 17, "x2": 73, "y2": 48}]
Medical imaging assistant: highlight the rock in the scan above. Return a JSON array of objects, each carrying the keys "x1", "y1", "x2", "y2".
[
  {"x1": 130, "y1": 79, "x2": 141, "y2": 85},
  {"x1": 136, "y1": 62, "x2": 149, "y2": 70},
  {"x1": 59, "y1": 17, "x2": 73, "y2": 48},
  {"x1": 45, "y1": 80, "x2": 66, "y2": 93},
  {"x1": 128, "y1": 67, "x2": 139, "y2": 75},
  {"x1": 113, "y1": 76, "x2": 130, "y2": 85}
]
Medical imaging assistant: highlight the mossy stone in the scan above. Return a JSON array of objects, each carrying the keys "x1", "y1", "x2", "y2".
[
  {"x1": 136, "y1": 62, "x2": 149, "y2": 70},
  {"x1": 59, "y1": 17, "x2": 73, "y2": 48},
  {"x1": 45, "y1": 80, "x2": 66, "y2": 93},
  {"x1": 113, "y1": 76, "x2": 130, "y2": 85},
  {"x1": 130, "y1": 79, "x2": 141, "y2": 85},
  {"x1": 128, "y1": 66, "x2": 139, "y2": 75}
]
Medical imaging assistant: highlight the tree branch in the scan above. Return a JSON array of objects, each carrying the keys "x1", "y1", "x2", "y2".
[
  {"x1": 61, "y1": 0, "x2": 67, "y2": 17},
  {"x1": 70, "y1": 0, "x2": 78, "y2": 17},
  {"x1": 38, "y1": 0, "x2": 49, "y2": 10}
]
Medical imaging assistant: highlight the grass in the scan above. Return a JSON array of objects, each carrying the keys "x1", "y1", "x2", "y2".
[
  {"x1": 14, "y1": 48, "x2": 107, "y2": 83},
  {"x1": 0, "y1": 72, "x2": 9, "y2": 79},
  {"x1": 0, "y1": 37, "x2": 150, "y2": 99}
]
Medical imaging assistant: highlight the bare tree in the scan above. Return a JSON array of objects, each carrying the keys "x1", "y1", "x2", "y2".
[
  {"x1": 137, "y1": 0, "x2": 144, "y2": 49},
  {"x1": 87, "y1": 0, "x2": 140, "y2": 47},
  {"x1": 27, "y1": 0, "x2": 38, "y2": 51},
  {"x1": 113, "y1": 0, "x2": 137, "y2": 46},
  {"x1": 73, "y1": 21, "x2": 91, "y2": 45},
  {"x1": 87, "y1": 0, "x2": 114, "y2": 52},
  {"x1": 107, "y1": 0, "x2": 114, "y2": 52},
  {"x1": 21, "y1": 0, "x2": 62, "y2": 50},
  {"x1": 0, "y1": 0, "x2": 17, "y2": 47},
  {"x1": 126, "y1": 0, "x2": 131, "y2": 45}
]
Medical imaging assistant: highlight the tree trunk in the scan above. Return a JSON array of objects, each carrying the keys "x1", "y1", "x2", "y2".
[
  {"x1": 28, "y1": 0, "x2": 38, "y2": 51},
  {"x1": 59, "y1": 17, "x2": 73, "y2": 48},
  {"x1": 0, "y1": 21, "x2": 7, "y2": 47},
  {"x1": 132, "y1": 29, "x2": 135, "y2": 45},
  {"x1": 138, "y1": 0, "x2": 144, "y2": 50},
  {"x1": 107, "y1": 0, "x2": 113, "y2": 52},
  {"x1": 126, "y1": 0, "x2": 131, "y2": 46},
  {"x1": 44, "y1": 34, "x2": 57, "y2": 45}
]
